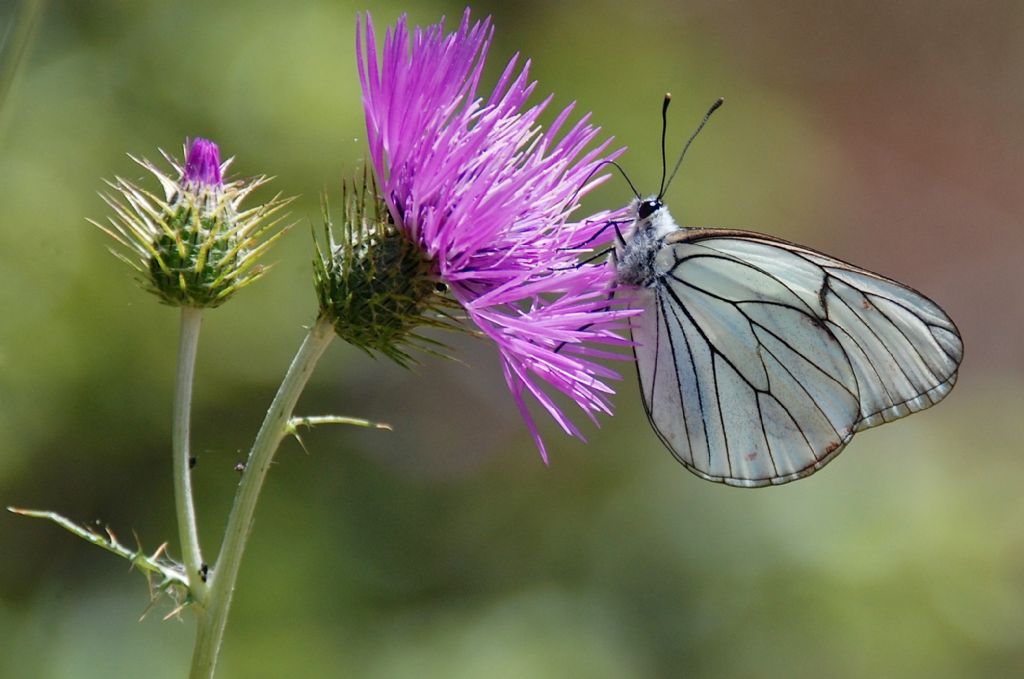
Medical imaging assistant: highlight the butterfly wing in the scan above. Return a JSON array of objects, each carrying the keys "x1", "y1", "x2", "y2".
[{"x1": 632, "y1": 228, "x2": 963, "y2": 487}]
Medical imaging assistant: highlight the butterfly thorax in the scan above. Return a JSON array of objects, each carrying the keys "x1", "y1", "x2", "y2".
[{"x1": 615, "y1": 200, "x2": 683, "y2": 288}]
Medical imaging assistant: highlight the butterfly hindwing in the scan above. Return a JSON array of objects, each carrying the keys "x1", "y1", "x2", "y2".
[{"x1": 632, "y1": 228, "x2": 963, "y2": 487}]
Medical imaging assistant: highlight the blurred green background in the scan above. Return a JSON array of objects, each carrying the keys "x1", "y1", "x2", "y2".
[{"x1": 1, "y1": 1, "x2": 1022, "y2": 677}]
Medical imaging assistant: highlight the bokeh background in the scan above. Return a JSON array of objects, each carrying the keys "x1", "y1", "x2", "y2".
[{"x1": 2, "y1": 1, "x2": 1022, "y2": 677}]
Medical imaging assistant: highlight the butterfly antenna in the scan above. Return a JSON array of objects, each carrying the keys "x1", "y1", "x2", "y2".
[
  {"x1": 657, "y1": 93, "x2": 672, "y2": 197},
  {"x1": 609, "y1": 160, "x2": 642, "y2": 201},
  {"x1": 660, "y1": 97, "x2": 724, "y2": 199}
]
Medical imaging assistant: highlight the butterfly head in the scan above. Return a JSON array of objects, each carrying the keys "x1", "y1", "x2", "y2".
[
  {"x1": 629, "y1": 195, "x2": 678, "y2": 240},
  {"x1": 637, "y1": 198, "x2": 664, "y2": 221}
]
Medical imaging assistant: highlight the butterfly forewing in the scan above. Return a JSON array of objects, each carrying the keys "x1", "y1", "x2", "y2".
[{"x1": 632, "y1": 228, "x2": 963, "y2": 487}]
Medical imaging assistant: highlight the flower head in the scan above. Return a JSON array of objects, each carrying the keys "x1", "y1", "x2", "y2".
[
  {"x1": 354, "y1": 10, "x2": 635, "y2": 459},
  {"x1": 93, "y1": 137, "x2": 292, "y2": 308},
  {"x1": 183, "y1": 138, "x2": 223, "y2": 188},
  {"x1": 314, "y1": 170, "x2": 459, "y2": 366}
]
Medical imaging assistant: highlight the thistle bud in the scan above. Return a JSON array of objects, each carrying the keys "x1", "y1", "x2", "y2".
[
  {"x1": 93, "y1": 138, "x2": 292, "y2": 308},
  {"x1": 183, "y1": 138, "x2": 223, "y2": 188},
  {"x1": 312, "y1": 172, "x2": 458, "y2": 366}
]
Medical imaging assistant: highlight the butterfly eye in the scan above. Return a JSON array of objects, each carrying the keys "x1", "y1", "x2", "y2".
[{"x1": 637, "y1": 199, "x2": 662, "y2": 220}]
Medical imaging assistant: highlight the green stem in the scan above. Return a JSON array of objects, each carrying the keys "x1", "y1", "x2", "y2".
[
  {"x1": 0, "y1": 0, "x2": 46, "y2": 125},
  {"x1": 189, "y1": 315, "x2": 335, "y2": 679},
  {"x1": 174, "y1": 306, "x2": 207, "y2": 602}
]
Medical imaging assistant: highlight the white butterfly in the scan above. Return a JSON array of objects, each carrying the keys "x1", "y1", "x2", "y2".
[{"x1": 613, "y1": 98, "x2": 963, "y2": 487}]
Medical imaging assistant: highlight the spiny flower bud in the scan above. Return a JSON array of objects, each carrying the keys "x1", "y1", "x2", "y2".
[
  {"x1": 92, "y1": 138, "x2": 292, "y2": 308},
  {"x1": 312, "y1": 171, "x2": 459, "y2": 366}
]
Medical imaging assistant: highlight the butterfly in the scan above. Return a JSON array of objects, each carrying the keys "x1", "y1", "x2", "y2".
[{"x1": 612, "y1": 97, "x2": 963, "y2": 487}]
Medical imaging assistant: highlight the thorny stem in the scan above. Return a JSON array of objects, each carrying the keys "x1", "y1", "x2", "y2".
[
  {"x1": 174, "y1": 306, "x2": 207, "y2": 602},
  {"x1": 5, "y1": 507, "x2": 190, "y2": 595},
  {"x1": 189, "y1": 315, "x2": 335, "y2": 679}
]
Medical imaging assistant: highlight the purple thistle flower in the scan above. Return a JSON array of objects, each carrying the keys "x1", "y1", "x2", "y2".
[
  {"x1": 356, "y1": 10, "x2": 636, "y2": 460},
  {"x1": 184, "y1": 137, "x2": 223, "y2": 188}
]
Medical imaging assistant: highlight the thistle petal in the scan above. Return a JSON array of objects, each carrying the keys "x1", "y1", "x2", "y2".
[{"x1": 183, "y1": 138, "x2": 223, "y2": 188}]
